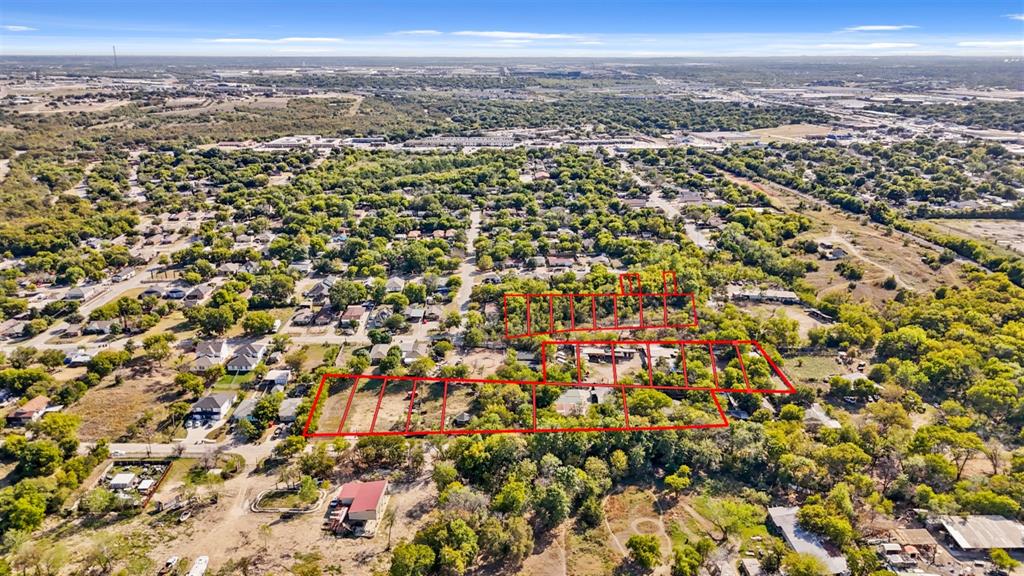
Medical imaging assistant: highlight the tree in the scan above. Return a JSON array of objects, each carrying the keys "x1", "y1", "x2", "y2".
[
  {"x1": 491, "y1": 480, "x2": 529, "y2": 514},
  {"x1": 36, "y1": 350, "x2": 65, "y2": 371},
  {"x1": 672, "y1": 543, "x2": 704, "y2": 576},
  {"x1": 242, "y1": 311, "x2": 277, "y2": 335},
  {"x1": 80, "y1": 488, "x2": 115, "y2": 515},
  {"x1": 626, "y1": 534, "x2": 661, "y2": 571},
  {"x1": 175, "y1": 372, "x2": 206, "y2": 398},
  {"x1": 167, "y1": 401, "x2": 192, "y2": 427},
  {"x1": 665, "y1": 464, "x2": 692, "y2": 496},
  {"x1": 297, "y1": 475, "x2": 318, "y2": 504},
  {"x1": 142, "y1": 333, "x2": 174, "y2": 366},
  {"x1": 578, "y1": 496, "x2": 605, "y2": 528},
  {"x1": 698, "y1": 496, "x2": 764, "y2": 543},
  {"x1": 533, "y1": 485, "x2": 569, "y2": 529},
  {"x1": 17, "y1": 440, "x2": 63, "y2": 476},
  {"x1": 782, "y1": 553, "x2": 829, "y2": 576},
  {"x1": 328, "y1": 280, "x2": 367, "y2": 310},
  {"x1": 390, "y1": 541, "x2": 435, "y2": 576},
  {"x1": 990, "y1": 549, "x2": 1020, "y2": 571}
]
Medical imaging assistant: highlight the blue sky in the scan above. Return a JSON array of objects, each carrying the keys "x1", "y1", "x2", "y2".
[{"x1": 1, "y1": 0, "x2": 1023, "y2": 57}]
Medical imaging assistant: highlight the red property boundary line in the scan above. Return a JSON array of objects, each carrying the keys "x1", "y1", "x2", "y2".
[
  {"x1": 301, "y1": 338, "x2": 794, "y2": 438},
  {"x1": 301, "y1": 271, "x2": 796, "y2": 438},
  {"x1": 301, "y1": 372, "x2": 731, "y2": 438},
  {"x1": 503, "y1": 271, "x2": 699, "y2": 339}
]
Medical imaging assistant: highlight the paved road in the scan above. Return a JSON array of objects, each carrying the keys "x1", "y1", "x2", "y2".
[
  {"x1": 455, "y1": 209, "x2": 482, "y2": 314},
  {"x1": 80, "y1": 434, "x2": 281, "y2": 462}
]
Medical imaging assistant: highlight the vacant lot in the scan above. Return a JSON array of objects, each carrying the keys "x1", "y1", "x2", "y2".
[
  {"x1": 924, "y1": 218, "x2": 1024, "y2": 256},
  {"x1": 746, "y1": 123, "x2": 833, "y2": 142},
  {"x1": 66, "y1": 366, "x2": 179, "y2": 442},
  {"x1": 723, "y1": 173, "x2": 965, "y2": 304}
]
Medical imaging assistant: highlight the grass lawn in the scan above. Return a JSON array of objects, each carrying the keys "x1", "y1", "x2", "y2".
[
  {"x1": 257, "y1": 489, "x2": 317, "y2": 509},
  {"x1": 162, "y1": 458, "x2": 198, "y2": 486},
  {"x1": 784, "y1": 354, "x2": 843, "y2": 390},
  {"x1": 214, "y1": 371, "x2": 257, "y2": 391}
]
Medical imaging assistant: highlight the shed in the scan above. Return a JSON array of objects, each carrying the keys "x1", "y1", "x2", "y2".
[{"x1": 110, "y1": 472, "x2": 136, "y2": 490}]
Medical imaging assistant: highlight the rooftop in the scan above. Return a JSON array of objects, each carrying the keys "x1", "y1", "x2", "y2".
[
  {"x1": 337, "y1": 480, "x2": 388, "y2": 514},
  {"x1": 768, "y1": 506, "x2": 848, "y2": 575},
  {"x1": 938, "y1": 515, "x2": 1024, "y2": 550}
]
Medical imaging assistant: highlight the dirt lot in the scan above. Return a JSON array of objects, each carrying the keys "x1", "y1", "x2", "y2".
[
  {"x1": 724, "y1": 173, "x2": 965, "y2": 304},
  {"x1": 43, "y1": 448, "x2": 439, "y2": 575},
  {"x1": 66, "y1": 366, "x2": 180, "y2": 442},
  {"x1": 746, "y1": 123, "x2": 833, "y2": 142},
  {"x1": 924, "y1": 218, "x2": 1024, "y2": 256}
]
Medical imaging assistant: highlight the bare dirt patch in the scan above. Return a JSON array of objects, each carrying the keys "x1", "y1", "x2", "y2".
[{"x1": 924, "y1": 218, "x2": 1024, "y2": 256}]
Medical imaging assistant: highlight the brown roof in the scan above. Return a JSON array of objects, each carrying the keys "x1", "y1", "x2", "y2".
[
  {"x1": 12, "y1": 395, "x2": 48, "y2": 417},
  {"x1": 892, "y1": 528, "x2": 937, "y2": 547}
]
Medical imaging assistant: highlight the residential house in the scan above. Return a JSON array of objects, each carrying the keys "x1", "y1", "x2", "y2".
[
  {"x1": 425, "y1": 305, "x2": 443, "y2": 322},
  {"x1": 385, "y1": 276, "x2": 406, "y2": 293},
  {"x1": 7, "y1": 396, "x2": 50, "y2": 426},
  {"x1": 725, "y1": 285, "x2": 802, "y2": 305},
  {"x1": 768, "y1": 506, "x2": 848, "y2": 575},
  {"x1": 406, "y1": 306, "x2": 425, "y2": 324},
  {"x1": 231, "y1": 397, "x2": 259, "y2": 423},
  {"x1": 190, "y1": 393, "x2": 237, "y2": 422},
  {"x1": 554, "y1": 387, "x2": 614, "y2": 416},
  {"x1": 164, "y1": 286, "x2": 187, "y2": 300},
  {"x1": 369, "y1": 344, "x2": 391, "y2": 365},
  {"x1": 66, "y1": 350, "x2": 93, "y2": 366},
  {"x1": 547, "y1": 256, "x2": 575, "y2": 269},
  {"x1": 83, "y1": 320, "x2": 116, "y2": 335},
  {"x1": 334, "y1": 479, "x2": 389, "y2": 523},
  {"x1": 288, "y1": 260, "x2": 313, "y2": 275},
  {"x1": 227, "y1": 343, "x2": 267, "y2": 373},
  {"x1": 184, "y1": 284, "x2": 216, "y2": 306},
  {"x1": 278, "y1": 398, "x2": 302, "y2": 423},
  {"x1": 367, "y1": 308, "x2": 392, "y2": 329},
  {"x1": 263, "y1": 369, "x2": 292, "y2": 387},
  {"x1": 340, "y1": 305, "x2": 365, "y2": 327},
  {"x1": 64, "y1": 286, "x2": 93, "y2": 301},
  {"x1": 192, "y1": 340, "x2": 230, "y2": 372},
  {"x1": 304, "y1": 277, "x2": 337, "y2": 304},
  {"x1": 399, "y1": 340, "x2": 429, "y2": 365}
]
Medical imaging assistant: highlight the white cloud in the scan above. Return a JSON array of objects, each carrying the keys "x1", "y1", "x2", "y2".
[
  {"x1": 2, "y1": 25, "x2": 36, "y2": 32},
  {"x1": 452, "y1": 30, "x2": 581, "y2": 40},
  {"x1": 816, "y1": 42, "x2": 919, "y2": 49},
  {"x1": 1004, "y1": 14, "x2": 1024, "y2": 20},
  {"x1": 957, "y1": 39, "x2": 1024, "y2": 47},
  {"x1": 844, "y1": 25, "x2": 918, "y2": 31},
  {"x1": 207, "y1": 37, "x2": 342, "y2": 44},
  {"x1": 392, "y1": 29, "x2": 442, "y2": 35}
]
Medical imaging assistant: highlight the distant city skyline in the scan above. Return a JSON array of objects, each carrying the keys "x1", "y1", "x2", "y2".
[{"x1": 2, "y1": 0, "x2": 1023, "y2": 57}]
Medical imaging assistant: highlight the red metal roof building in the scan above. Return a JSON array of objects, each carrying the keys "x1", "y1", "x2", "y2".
[{"x1": 336, "y1": 480, "x2": 388, "y2": 522}]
